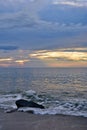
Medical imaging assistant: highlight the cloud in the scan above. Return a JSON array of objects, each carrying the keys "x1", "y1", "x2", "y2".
[
  {"x1": 0, "y1": 45, "x2": 19, "y2": 50},
  {"x1": 0, "y1": 0, "x2": 50, "y2": 14},
  {"x1": 30, "y1": 47, "x2": 87, "y2": 62},
  {"x1": 0, "y1": 0, "x2": 87, "y2": 32},
  {"x1": 0, "y1": 0, "x2": 51, "y2": 29},
  {"x1": 52, "y1": 0, "x2": 87, "y2": 7},
  {"x1": 0, "y1": 0, "x2": 33, "y2": 7},
  {"x1": 0, "y1": 47, "x2": 87, "y2": 67},
  {"x1": 29, "y1": 47, "x2": 87, "y2": 67},
  {"x1": 0, "y1": 49, "x2": 30, "y2": 67},
  {"x1": 0, "y1": 12, "x2": 87, "y2": 32},
  {"x1": 0, "y1": 0, "x2": 87, "y2": 53},
  {"x1": 15, "y1": 59, "x2": 30, "y2": 65},
  {"x1": 0, "y1": 57, "x2": 13, "y2": 62},
  {"x1": 0, "y1": 12, "x2": 38, "y2": 29}
]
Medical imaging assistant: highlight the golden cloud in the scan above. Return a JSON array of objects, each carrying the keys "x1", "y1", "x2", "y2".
[
  {"x1": 0, "y1": 48, "x2": 87, "y2": 67},
  {"x1": 15, "y1": 59, "x2": 29, "y2": 65},
  {"x1": 30, "y1": 48, "x2": 87, "y2": 62},
  {"x1": 0, "y1": 57, "x2": 13, "y2": 62}
]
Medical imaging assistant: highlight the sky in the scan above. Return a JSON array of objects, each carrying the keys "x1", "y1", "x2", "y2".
[{"x1": 0, "y1": 0, "x2": 87, "y2": 67}]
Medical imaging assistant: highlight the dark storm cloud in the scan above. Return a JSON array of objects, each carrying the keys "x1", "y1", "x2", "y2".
[{"x1": 0, "y1": 45, "x2": 19, "y2": 50}]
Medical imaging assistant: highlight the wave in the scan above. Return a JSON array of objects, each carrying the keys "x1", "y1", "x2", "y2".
[{"x1": 0, "y1": 90, "x2": 87, "y2": 118}]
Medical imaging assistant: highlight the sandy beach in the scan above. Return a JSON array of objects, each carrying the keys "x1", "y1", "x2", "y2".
[{"x1": 0, "y1": 109, "x2": 87, "y2": 130}]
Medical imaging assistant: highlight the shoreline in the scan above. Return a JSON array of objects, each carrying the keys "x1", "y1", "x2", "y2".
[{"x1": 0, "y1": 109, "x2": 87, "y2": 130}]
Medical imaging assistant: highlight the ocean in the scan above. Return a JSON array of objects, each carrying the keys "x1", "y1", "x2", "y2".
[{"x1": 0, "y1": 68, "x2": 87, "y2": 117}]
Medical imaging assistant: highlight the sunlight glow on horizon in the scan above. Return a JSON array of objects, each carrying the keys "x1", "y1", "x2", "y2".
[
  {"x1": 15, "y1": 59, "x2": 29, "y2": 65},
  {"x1": 30, "y1": 47, "x2": 87, "y2": 67},
  {"x1": 0, "y1": 47, "x2": 87, "y2": 67},
  {"x1": 0, "y1": 58, "x2": 13, "y2": 62},
  {"x1": 30, "y1": 48, "x2": 87, "y2": 61},
  {"x1": 0, "y1": 57, "x2": 29, "y2": 67}
]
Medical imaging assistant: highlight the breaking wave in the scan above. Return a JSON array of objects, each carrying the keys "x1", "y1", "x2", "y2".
[{"x1": 0, "y1": 90, "x2": 87, "y2": 118}]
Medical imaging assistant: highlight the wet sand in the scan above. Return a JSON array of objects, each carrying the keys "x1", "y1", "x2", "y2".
[{"x1": 0, "y1": 109, "x2": 87, "y2": 130}]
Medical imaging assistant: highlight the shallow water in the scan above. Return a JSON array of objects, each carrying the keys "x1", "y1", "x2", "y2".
[{"x1": 0, "y1": 68, "x2": 87, "y2": 117}]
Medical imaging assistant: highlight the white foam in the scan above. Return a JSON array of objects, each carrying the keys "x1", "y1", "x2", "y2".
[
  {"x1": 0, "y1": 90, "x2": 87, "y2": 118},
  {"x1": 24, "y1": 90, "x2": 36, "y2": 96},
  {"x1": 17, "y1": 106, "x2": 87, "y2": 117},
  {"x1": 0, "y1": 93, "x2": 22, "y2": 109},
  {"x1": 0, "y1": 94, "x2": 22, "y2": 103}
]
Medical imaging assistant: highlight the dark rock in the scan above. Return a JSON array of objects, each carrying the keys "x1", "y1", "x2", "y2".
[{"x1": 15, "y1": 99, "x2": 45, "y2": 109}]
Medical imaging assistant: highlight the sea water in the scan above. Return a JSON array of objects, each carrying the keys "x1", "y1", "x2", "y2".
[{"x1": 0, "y1": 68, "x2": 87, "y2": 117}]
